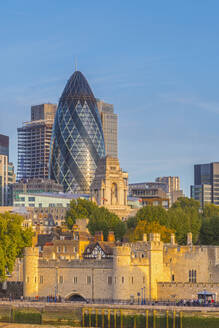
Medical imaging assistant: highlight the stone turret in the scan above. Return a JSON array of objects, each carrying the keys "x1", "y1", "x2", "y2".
[
  {"x1": 148, "y1": 233, "x2": 164, "y2": 300},
  {"x1": 113, "y1": 245, "x2": 131, "y2": 300},
  {"x1": 23, "y1": 247, "x2": 39, "y2": 298}
]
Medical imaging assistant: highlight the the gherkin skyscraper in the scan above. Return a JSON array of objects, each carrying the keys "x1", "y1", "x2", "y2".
[{"x1": 49, "y1": 71, "x2": 105, "y2": 193}]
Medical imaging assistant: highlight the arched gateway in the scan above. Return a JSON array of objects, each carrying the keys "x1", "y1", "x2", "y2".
[{"x1": 66, "y1": 293, "x2": 87, "y2": 302}]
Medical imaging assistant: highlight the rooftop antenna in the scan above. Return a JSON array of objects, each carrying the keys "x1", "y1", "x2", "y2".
[{"x1": 75, "y1": 57, "x2": 77, "y2": 72}]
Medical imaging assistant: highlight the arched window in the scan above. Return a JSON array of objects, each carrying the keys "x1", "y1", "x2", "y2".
[{"x1": 111, "y1": 183, "x2": 118, "y2": 205}]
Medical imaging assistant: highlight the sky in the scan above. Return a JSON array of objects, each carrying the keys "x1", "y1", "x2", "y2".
[{"x1": 1, "y1": 1, "x2": 219, "y2": 195}]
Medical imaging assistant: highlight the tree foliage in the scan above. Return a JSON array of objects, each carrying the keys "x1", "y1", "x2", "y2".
[
  {"x1": 202, "y1": 203, "x2": 219, "y2": 218},
  {"x1": 199, "y1": 217, "x2": 219, "y2": 245},
  {"x1": 128, "y1": 220, "x2": 174, "y2": 243},
  {"x1": 65, "y1": 199, "x2": 98, "y2": 230},
  {"x1": 0, "y1": 212, "x2": 32, "y2": 280},
  {"x1": 128, "y1": 197, "x2": 202, "y2": 244},
  {"x1": 135, "y1": 206, "x2": 169, "y2": 226},
  {"x1": 65, "y1": 199, "x2": 126, "y2": 241},
  {"x1": 168, "y1": 198, "x2": 202, "y2": 244},
  {"x1": 87, "y1": 207, "x2": 126, "y2": 241}
]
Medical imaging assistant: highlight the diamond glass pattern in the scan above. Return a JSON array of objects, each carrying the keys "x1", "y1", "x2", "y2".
[{"x1": 49, "y1": 71, "x2": 105, "y2": 193}]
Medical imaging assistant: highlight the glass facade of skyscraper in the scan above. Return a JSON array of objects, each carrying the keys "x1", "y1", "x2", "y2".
[
  {"x1": 0, "y1": 134, "x2": 9, "y2": 157},
  {"x1": 49, "y1": 71, "x2": 105, "y2": 193}
]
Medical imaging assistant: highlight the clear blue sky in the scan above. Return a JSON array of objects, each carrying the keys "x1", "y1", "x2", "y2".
[{"x1": 1, "y1": 1, "x2": 219, "y2": 195}]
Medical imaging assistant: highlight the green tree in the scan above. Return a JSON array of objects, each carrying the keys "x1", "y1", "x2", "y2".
[
  {"x1": 87, "y1": 207, "x2": 126, "y2": 241},
  {"x1": 0, "y1": 212, "x2": 32, "y2": 280},
  {"x1": 65, "y1": 199, "x2": 126, "y2": 240},
  {"x1": 203, "y1": 203, "x2": 219, "y2": 218},
  {"x1": 200, "y1": 216, "x2": 219, "y2": 245},
  {"x1": 168, "y1": 197, "x2": 202, "y2": 244},
  {"x1": 171, "y1": 197, "x2": 200, "y2": 210},
  {"x1": 65, "y1": 199, "x2": 98, "y2": 229},
  {"x1": 126, "y1": 216, "x2": 137, "y2": 230},
  {"x1": 135, "y1": 205, "x2": 169, "y2": 227}
]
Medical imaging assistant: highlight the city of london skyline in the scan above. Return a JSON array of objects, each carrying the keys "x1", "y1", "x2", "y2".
[{"x1": 2, "y1": 2, "x2": 219, "y2": 196}]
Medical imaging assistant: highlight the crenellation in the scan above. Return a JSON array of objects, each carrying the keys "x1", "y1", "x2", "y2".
[{"x1": 23, "y1": 232, "x2": 219, "y2": 302}]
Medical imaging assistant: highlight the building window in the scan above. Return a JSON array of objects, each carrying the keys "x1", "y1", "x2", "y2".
[
  {"x1": 87, "y1": 276, "x2": 91, "y2": 285},
  {"x1": 28, "y1": 197, "x2": 35, "y2": 201},
  {"x1": 57, "y1": 246, "x2": 61, "y2": 253},
  {"x1": 59, "y1": 276, "x2": 63, "y2": 284},
  {"x1": 172, "y1": 274, "x2": 175, "y2": 282},
  {"x1": 122, "y1": 277, "x2": 124, "y2": 284},
  {"x1": 108, "y1": 276, "x2": 112, "y2": 285},
  {"x1": 73, "y1": 276, "x2": 77, "y2": 284},
  {"x1": 189, "y1": 270, "x2": 197, "y2": 283},
  {"x1": 63, "y1": 246, "x2": 67, "y2": 253},
  {"x1": 26, "y1": 276, "x2": 29, "y2": 283},
  {"x1": 114, "y1": 277, "x2": 116, "y2": 284},
  {"x1": 40, "y1": 276, "x2": 43, "y2": 284},
  {"x1": 131, "y1": 277, "x2": 134, "y2": 284}
]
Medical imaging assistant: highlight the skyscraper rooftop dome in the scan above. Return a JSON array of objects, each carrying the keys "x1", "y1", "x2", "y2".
[{"x1": 49, "y1": 70, "x2": 105, "y2": 193}]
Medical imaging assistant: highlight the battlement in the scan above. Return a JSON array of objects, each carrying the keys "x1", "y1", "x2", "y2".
[
  {"x1": 113, "y1": 245, "x2": 131, "y2": 257},
  {"x1": 24, "y1": 247, "x2": 39, "y2": 257}
]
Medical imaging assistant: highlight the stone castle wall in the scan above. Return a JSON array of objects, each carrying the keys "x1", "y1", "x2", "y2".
[
  {"x1": 23, "y1": 235, "x2": 219, "y2": 302},
  {"x1": 157, "y1": 282, "x2": 219, "y2": 302}
]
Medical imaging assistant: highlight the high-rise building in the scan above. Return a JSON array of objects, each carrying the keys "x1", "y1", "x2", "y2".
[
  {"x1": 96, "y1": 100, "x2": 118, "y2": 158},
  {"x1": 49, "y1": 71, "x2": 105, "y2": 193},
  {"x1": 0, "y1": 134, "x2": 9, "y2": 157},
  {"x1": 13, "y1": 178, "x2": 63, "y2": 202},
  {"x1": 128, "y1": 182, "x2": 170, "y2": 209},
  {"x1": 191, "y1": 162, "x2": 219, "y2": 207},
  {"x1": 155, "y1": 176, "x2": 184, "y2": 206},
  {"x1": 0, "y1": 155, "x2": 15, "y2": 206},
  {"x1": 0, "y1": 134, "x2": 15, "y2": 206},
  {"x1": 17, "y1": 104, "x2": 57, "y2": 181},
  {"x1": 155, "y1": 176, "x2": 180, "y2": 193}
]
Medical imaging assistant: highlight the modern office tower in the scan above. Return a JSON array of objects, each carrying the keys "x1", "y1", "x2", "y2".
[
  {"x1": 155, "y1": 176, "x2": 180, "y2": 193},
  {"x1": 17, "y1": 104, "x2": 57, "y2": 181},
  {"x1": 190, "y1": 184, "x2": 212, "y2": 208},
  {"x1": 96, "y1": 100, "x2": 118, "y2": 158},
  {"x1": 7, "y1": 162, "x2": 16, "y2": 205},
  {"x1": 49, "y1": 71, "x2": 105, "y2": 193},
  {"x1": 0, "y1": 134, "x2": 15, "y2": 205},
  {"x1": 128, "y1": 182, "x2": 169, "y2": 209},
  {"x1": 0, "y1": 154, "x2": 8, "y2": 205},
  {"x1": 0, "y1": 134, "x2": 9, "y2": 157},
  {"x1": 13, "y1": 178, "x2": 63, "y2": 202},
  {"x1": 0, "y1": 155, "x2": 15, "y2": 206},
  {"x1": 191, "y1": 162, "x2": 219, "y2": 207},
  {"x1": 155, "y1": 176, "x2": 184, "y2": 206}
]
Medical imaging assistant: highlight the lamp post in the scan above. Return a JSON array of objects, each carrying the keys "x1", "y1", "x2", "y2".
[
  {"x1": 144, "y1": 286, "x2": 146, "y2": 305},
  {"x1": 141, "y1": 288, "x2": 143, "y2": 305}
]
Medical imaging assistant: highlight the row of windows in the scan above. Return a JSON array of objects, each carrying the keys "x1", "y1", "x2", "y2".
[
  {"x1": 36, "y1": 275, "x2": 146, "y2": 285},
  {"x1": 56, "y1": 246, "x2": 78, "y2": 253}
]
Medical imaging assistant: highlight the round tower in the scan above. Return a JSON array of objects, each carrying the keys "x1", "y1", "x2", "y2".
[
  {"x1": 23, "y1": 247, "x2": 39, "y2": 298},
  {"x1": 113, "y1": 245, "x2": 131, "y2": 301}
]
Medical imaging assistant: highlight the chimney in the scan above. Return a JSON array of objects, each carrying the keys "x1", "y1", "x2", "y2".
[
  {"x1": 170, "y1": 233, "x2": 175, "y2": 245},
  {"x1": 187, "y1": 232, "x2": 192, "y2": 245},
  {"x1": 94, "y1": 231, "x2": 104, "y2": 242},
  {"x1": 143, "y1": 234, "x2": 147, "y2": 242},
  {"x1": 108, "y1": 231, "x2": 115, "y2": 242}
]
